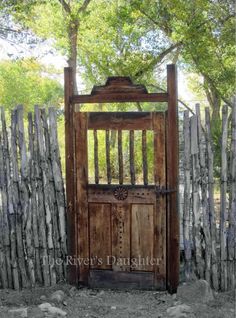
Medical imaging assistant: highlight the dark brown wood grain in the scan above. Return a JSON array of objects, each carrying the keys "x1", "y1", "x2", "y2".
[
  {"x1": 142, "y1": 130, "x2": 148, "y2": 185},
  {"x1": 129, "y1": 130, "x2": 135, "y2": 185},
  {"x1": 118, "y1": 130, "x2": 123, "y2": 185},
  {"x1": 153, "y1": 112, "x2": 166, "y2": 288},
  {"x1": 106, "y1": 130, "x2": 111, "y2": 184},
  {"x1": 87, "y1": 112, "x2": 154, "y2": 130},
  {"x1": 74, "y1": 112, "x2": 89, "y2": 284},
  {"x1": 72, "y1": 92, "x2": 168, "y2": 104},
  {"x1": 64, "y1": 67, "x2": 77, "y2": 284},
  {"x1": 166, "y1": 64, "x2": 179, "y2": 293},
  {"x1": 94, "y1": 130, "x2": 99, "y2": 184}
]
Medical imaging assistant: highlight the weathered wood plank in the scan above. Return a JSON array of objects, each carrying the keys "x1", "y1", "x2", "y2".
[
  {"x1": 183, "y1": 110, "x2": 192, "y2": 280},
  {"x1": 195, "y1": 104, "x2": 211, "y2": 283},
  {"x1": 16, "y1": 105, "x2": 35, "y2": 287},
  {"x1": 94, "y1": 130, "x2": 99, "y2": 184},
  {"x1": 129, "y1": 130, "x2": 135, "y2": 185},
  {"x1": 118, "y1": 130, "x2": 123, "y2": 185},
  {"x1": 72, "y1": 92, "x2": 168, "y2": 104},
  {"x1": 220, "y1": 105, "x2": 228, "y2": 291},
  {"x1": 106, "y1": 130, "x2": 111, "y2": 184},
  {"x1": 228, "y1": 97, "x2": 236, "y2": 290},
  {"x1": 131, "y1": 204, "x2": 154, "y2": 271},
  {"x1": 152, "y1": 112, "x2": 166, "y2": 286},
  {"x1": 74, "y1": 112, "x2": 89, "y2": 284},
  {"x1": 205, "y1": 107, "x2": 219, "y2": 290},
  {"x1": 112, "y1": 203, "x2": 130, "y2": 271},
  {"x1": 87, "y1": 112, "x2": 154, "y2": 130},
  {"x1": 190, "y1": 114, "x2": 204, "y2": 279},
  {"x1": 166, "y1": 64, "x2": 179, "y2": 293},
  {"x1": 89, "y1": 203, "x2": 112, "y2": 269},
  {"x1": 142, "y1": 130, "x2": 148, "y2": 185},
  {"x1": 64, "y1": 67, "x2": 77, "y2": 284}
]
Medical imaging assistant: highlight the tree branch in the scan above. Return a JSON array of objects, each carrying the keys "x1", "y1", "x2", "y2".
[
  {"x1": 78, "y1": 0, "x2": 91, "y2": 14},
  {"x1": 58, "y1": 0, "x2": 71, "y2": 13},
  {"x1": 134, "y1": 42, "x2": 182, "y2": 79}
]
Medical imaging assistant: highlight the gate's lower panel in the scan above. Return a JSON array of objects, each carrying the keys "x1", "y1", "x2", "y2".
[{"x1": 88, "y1": 270, "x2": 166, "y2": 290}]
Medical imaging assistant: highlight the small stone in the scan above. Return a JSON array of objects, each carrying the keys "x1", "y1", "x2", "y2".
[
  {"x1": 167, "y1": 304, "x2": 194, "y2": 318},
  {"x1": 172, "y1": 293, "x2": 177, "y2": 300},
  {"x1": 40, "y1": 295, "x2": 47, "y2": 301},
  {"x1": 50, "y1": 290, "x2": 66, "y2": 304},
  {"x1": 111, "y1": 306, "x2": 116, "y2": 310},
  {"x1": 9, "y1": 308, "x2": 28, "y2": 318},
  {"x1": 63, "y1": 301, "x2": 67, "y2": 306},
  {"x1": 69, "y1": 286, "x2": 77, "y2": 297},
  {"x1": 38, "y1": 302, "x2": 67, "y2": 317}
]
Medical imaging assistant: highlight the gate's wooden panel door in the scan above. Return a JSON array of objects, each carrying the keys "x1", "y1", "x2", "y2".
[{"x1": 74, "y1": 111, "x2": 166, "y2": 289}]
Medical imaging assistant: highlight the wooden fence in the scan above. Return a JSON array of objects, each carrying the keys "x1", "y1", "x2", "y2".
[
  {"x1": 0, "y1": 106, "x2": 67, "y2": 289},
  {"x1": 180, "y1": 100, "x2": 236, "y2": 291}
]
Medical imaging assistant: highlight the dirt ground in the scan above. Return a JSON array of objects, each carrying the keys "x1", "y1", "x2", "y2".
[{"x1": 0, "y1": 283, "x2": 235, "y2": 318}]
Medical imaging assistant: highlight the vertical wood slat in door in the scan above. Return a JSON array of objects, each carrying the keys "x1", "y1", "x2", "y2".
[
  {"x1": 131, "y1": 204, "x2": 154, "y2": 271},
  {"x1": 112, "y1": 203, "x2": 131, "y2": 272},
  {"x1": 153, "y1": 112, "x2": 166, "y2": 285},
  {"x1": 74, "y1": 112, "x2": 89, "y2": 284},
  {"x1": 89, "y1": 203, "x2": 112, "y2": 269},
  {"x1": 118, "y1": 130, "x2": 123, "y2": 184}
]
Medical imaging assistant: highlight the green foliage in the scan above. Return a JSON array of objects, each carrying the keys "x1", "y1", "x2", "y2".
[{"x1": 0, "y1": 59, "x2": 63, "y2": 111}]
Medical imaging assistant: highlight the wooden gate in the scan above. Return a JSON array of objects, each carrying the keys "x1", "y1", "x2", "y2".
[{"x1": 64, "y1": 64, "x2": 179, "y2": 293}]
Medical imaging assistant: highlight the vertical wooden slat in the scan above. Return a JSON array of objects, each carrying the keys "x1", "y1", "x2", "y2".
[
  {"x1": 166, "y1": 64, "x2": 179, "y2": 293},
  {"x1": 48, "y1": 108, "x2": 67, "y2": 278},
  {"x1": 75, "y1": 112, "x2": 89, "y2": 284},
  {"x1": 153, "y1": 112, "x2": 166, "y2": 287},
  {"x1": 129, "y1": 130, "x2": 135, "y2": 185},
  {"x1": 191, "y1": 114, "x2": 204, "y2": 279},
  {"x1": 106, "y1": 130, "x2": 111, "y2": 184},
  {"x1": 183, "y1": 110, "x2": 191, "y2": 280},
  {"x1": 205, "y1": 108, "x2": 219, "y2": 290},
  {"x1": 17, "y1": 105, "x2": 36, "y2": 287},
  {"x1": 94, "y1": 130, "x2": 99, "y2": 184},
  {"x1": 196, "y1": 104, "x2": 211, "y2": 283},
  {"x1": 228, "y1": 97, "x2": 236, "y2": 290},
  {"x1": 0, "y1": 107, "x2": 13, "y2": 289},
  {"x1": 142, "y1": 130, "x2": 148, "y2": 185},
  {"x1": 220, "y1": 105, "x2": 228, "y2": 291},
  {"x1": 11, "y1": 108, "x2": 29, "y2": 288},
  {"x1": 64, "y1": 67, "x2": 77, "y2": 284},
  {"x1": 118, "y1": 130, "x2": 123, "y2": 185},
  {"x1": 28, "y1": 112, "x2": 42, "y2": 285}
]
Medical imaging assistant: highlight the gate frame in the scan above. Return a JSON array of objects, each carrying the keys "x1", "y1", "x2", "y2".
[{"x1": 64, "y1": 64, "x2": 179, "y2": 293}]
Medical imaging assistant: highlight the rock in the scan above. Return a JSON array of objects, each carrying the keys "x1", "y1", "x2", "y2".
[
  {"x1": 69, "y1": 286, "x2": 77, "y2": 297},
  {"x1": 111, "y1": 306, "x2": 116, "y2": 310},
  {"x1": 40, "y1": 295, "x2": 47, "y2": 301},
  {"x1": 177, "y1": 280, "x2": 214, "y2": 304},
  {"x1": 38, "y1": 302, "x2": 67, "y2": 317},
  {"x1": 27, "y1": 307, "x2": 45, "y2": 318},
  {"x1": 9, "y1": 308, "x2": 28, "y2": 318},
  {"x1": 50, "y1": 290, "x2": 66, "y2": 304},
  {"x1": 167, "y1": 304, "x2": 195, "y2": 318}
]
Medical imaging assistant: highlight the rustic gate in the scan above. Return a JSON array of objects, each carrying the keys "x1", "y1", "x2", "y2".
[{"x1": 64, "y1": 64, "x2": 179, "y2": 293}]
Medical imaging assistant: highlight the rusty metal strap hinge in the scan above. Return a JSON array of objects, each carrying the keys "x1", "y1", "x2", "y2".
[{"x1": 155, "y1": 186, "x2": 177, "y2": 196}]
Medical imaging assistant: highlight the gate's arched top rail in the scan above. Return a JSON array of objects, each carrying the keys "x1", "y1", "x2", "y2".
[
  {"x1": 64, "y1": 64, "x2": 179, "y2": 294},
  {"x1": 70, "y1": 75, "x2": 168, "y2": 104}
]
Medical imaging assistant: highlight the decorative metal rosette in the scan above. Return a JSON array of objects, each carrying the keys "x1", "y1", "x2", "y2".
[{"x1": 113, "y1": 186, "x2": 128, "y2": 201}]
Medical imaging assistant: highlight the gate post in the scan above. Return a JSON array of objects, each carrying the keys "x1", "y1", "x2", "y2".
[
  {"x1": 64, "y1": 67, "x2": 77, "y2": 284},
  {"x1": 167, "y1": 64, "x2": 179, "y2": 293}
]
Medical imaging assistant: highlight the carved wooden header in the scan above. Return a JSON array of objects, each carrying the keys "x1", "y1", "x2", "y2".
[{"x1": 71, "y1": 76, "x2": 168, "y2": 104}]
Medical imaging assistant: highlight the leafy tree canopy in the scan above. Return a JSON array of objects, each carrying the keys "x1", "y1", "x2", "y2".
[{"x1": 0, "y1": 58, "x2": 63, "y2": 111}]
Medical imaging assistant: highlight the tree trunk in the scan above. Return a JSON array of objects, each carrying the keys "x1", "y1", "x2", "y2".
[{"x1": 68, "y1": 19, "x2": 79, "y2": 94}]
